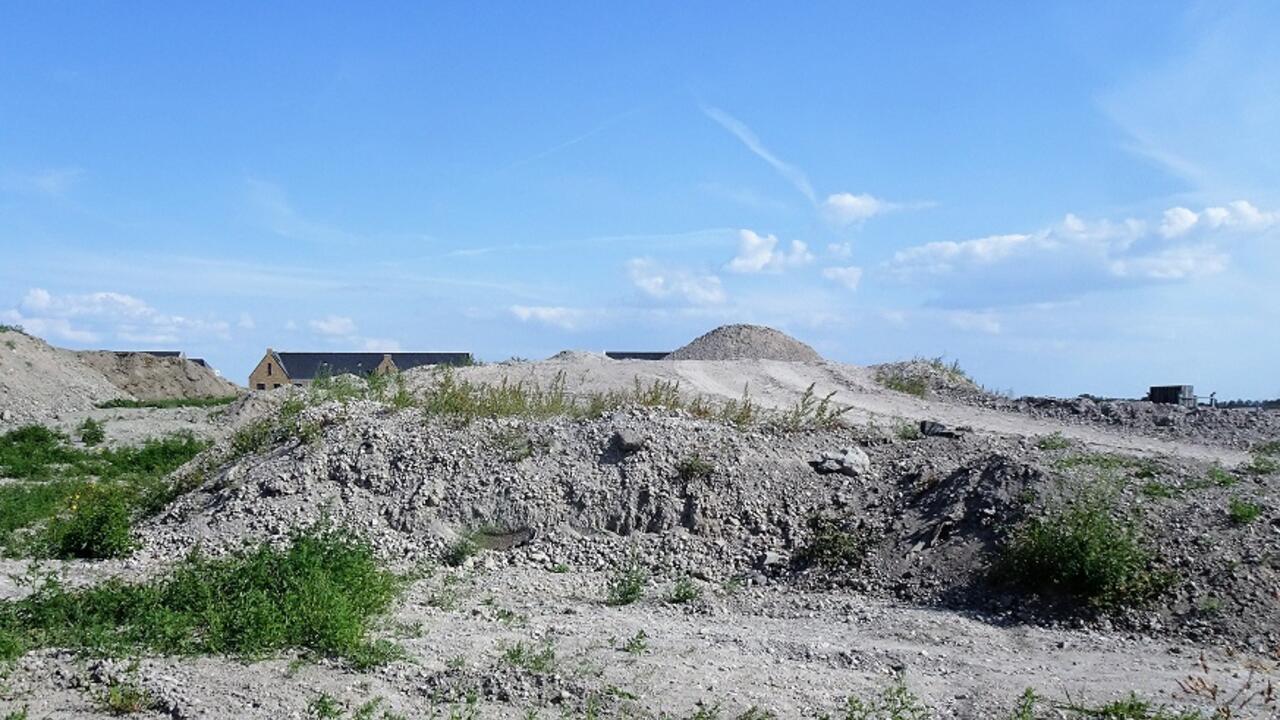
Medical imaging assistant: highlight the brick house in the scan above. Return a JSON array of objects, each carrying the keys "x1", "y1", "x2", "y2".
[{"x1": 247, "y1": 349, "x2": 472, "y2": 390}]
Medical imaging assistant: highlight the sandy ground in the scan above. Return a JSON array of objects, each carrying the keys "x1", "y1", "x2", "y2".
[
  {"x1": 0, "y1": 565, "x2": 1269, "y2": 719},
  {"x1": 424, "y1": 359, "x2": 1252, "y2": 466}
]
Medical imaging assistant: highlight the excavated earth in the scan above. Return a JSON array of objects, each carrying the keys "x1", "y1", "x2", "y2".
[{"x1": 0, "y1": 332, "x2": 1277, "y2": 718}]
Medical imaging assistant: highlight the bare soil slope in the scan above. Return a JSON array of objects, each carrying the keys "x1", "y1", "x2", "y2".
[
  {"x1": 76, "y1": 351, "x2": 240, "y2": 401},
  {"x1": 0, "y1": 330, "x2": 128, "y2": 425}
]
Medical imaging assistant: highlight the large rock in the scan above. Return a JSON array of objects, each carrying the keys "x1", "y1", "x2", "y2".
[{"x1": 810, "y1": 446, "x2": 872, "y2": 477}]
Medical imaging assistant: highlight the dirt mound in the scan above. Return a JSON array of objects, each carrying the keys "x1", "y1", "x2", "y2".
[
  {"x1": 668, "y1": 324, "x2": 823, "y2": 362},
  {"x1": 872, "y1": 358, "x2": 987, "y2": 401},
  {"x1": 140, "y1": 400, "x2": 1277, "y2": 648},
  {"x1": 76, "y1": 351, "x2": 240, "y2": 401},
  {"x1": 980, "y1": 396, "x2": 1280, "y2": 450},
  {"x1": 0, "y1": 329, "x2": 129, "y2": 425}
]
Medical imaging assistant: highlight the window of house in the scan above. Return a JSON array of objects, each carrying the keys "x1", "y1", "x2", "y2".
[
  {"x1": 267, "y1": 363, "x2": 272, "y2": 376},
  {"x1": 273, "y1": 383, "x2": 281, "y2": 389},
  {"x1": 256, "y1": 383, "x2": 266, "y2": 390}
]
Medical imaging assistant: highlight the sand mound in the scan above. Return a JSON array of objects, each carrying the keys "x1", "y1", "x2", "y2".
[
  {"x1": 76, "y1": 351, "x2": 241, "y2": 401},
  {"x1": 0, "y1": 330, "x2": 129, "y2": 425},
  {"x1": 668, "y1": 324, "x2": 823, "y2": 362}
]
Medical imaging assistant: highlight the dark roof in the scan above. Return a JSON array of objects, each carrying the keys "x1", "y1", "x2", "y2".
[
  {"x1": 189, "y1": 358, "x2": 208, "y2": 367},
  {"x1": 111, "y1": 350, "x2": 183, "y2": 358},
  {"x1": 605, "y1": 351, "x2": 671, "y2": 360},
  {"x1": 275, "y1": 352, "x2": 471, "y2": 379}
]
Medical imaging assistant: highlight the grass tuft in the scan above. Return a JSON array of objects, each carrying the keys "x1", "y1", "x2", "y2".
[
  {"x1": 96, "y1": 396, "x2": 239, "y2": 410},
  {"x1": 994, "y1": 491, "x2": 1173, "y2": 607},
  {"x1": 1227, "y1": 498, "x2": 1261, "y2": 525},
  {"x1": 0, "y1": 528, "x2": 402, "y2": 666},
  {"x1": 605, "y1": 557, "x2": 648, "y2": 607}
]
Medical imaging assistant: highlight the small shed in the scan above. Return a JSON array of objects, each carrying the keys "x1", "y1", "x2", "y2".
[{"x1": 1148, "y1": 385, "x2": 1197, "y2": 408}]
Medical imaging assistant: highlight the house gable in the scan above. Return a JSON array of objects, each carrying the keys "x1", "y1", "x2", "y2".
[{"x1": 247, "y1": 349, "x2": 289, "y2": 390}]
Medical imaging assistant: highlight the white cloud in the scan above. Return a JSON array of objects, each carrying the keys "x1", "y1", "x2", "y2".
[
  {"x1": 237, "y1": 312, "x2": 256, "y2": 330},
  {"x1": 1155, "y1": 201, "x2": 1278, "y2": 239},
  {"x1": 5, "y1": 288, "x2": 230, "y2": 346},
  {"x1": 509, "y1": 305, "x2": 587, "y2": 330},
  {"x1": 627, "y1": 258, "x2": 726, "y2": 305},
  {"x1": 821, "y1": 265, "x2": 864, "y2": 291},
  {"x1": 890, "y1": 233, "x2": 1034, "y2": 274},
  {"x1": 701, "y1": 105, "x2": 816, "y2": 204},
  {"x1": 827, "y1": 242, "x2": 853, "y2": 259},
  {"x1": 726, "y1": 230, "x2": 814, "y2": 273},
  {"x1": 1, "y1": 167, "x2": 84, "y2": 197},
  {"x1": 823, "y1": 193, "x2": 891, "y2": 226},
  {"x1": 1107, "y1": 245, "x2": 1227, "y2": 280},
  {"x1": 886, "y1": 200, "x2": 1276, "y2": 307},
  {"x1": 948, "y1": 311, "x2": 1002, "y2": 335},
  {"x1": 360, "y1": 337, "x2": 403, "y2": 351},
  {"x1": 1160, "y1": 207, "x2": 1199, "y2": 238},
  {"x1": 309, "y1": 315, "x2": 357, "y2": 336}
]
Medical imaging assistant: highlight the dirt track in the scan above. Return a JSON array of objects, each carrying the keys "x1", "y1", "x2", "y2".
[{"x1": 425, "y1": 359, "x2": 1251, "y2": 466}]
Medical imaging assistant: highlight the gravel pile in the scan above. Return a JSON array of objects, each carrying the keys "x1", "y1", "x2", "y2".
[
  {"x1": 0, "y1": 330, "x2": 129, "y2": 426},
  {"x1": 668, "y1": 324, "x2": 823, "y2": 362},
  {"x1": 976, "y1": 396, "x2": 1280, "y2": 450},
  {"x1": 140, "y1": 400, "x2": 1278, "y2": 649},
  {"x1": 76, "y1": 351, "x2": 240, "y2": 401},
  {"x1": 871, "y1": 359, "x2": 989, "y2": 401}
]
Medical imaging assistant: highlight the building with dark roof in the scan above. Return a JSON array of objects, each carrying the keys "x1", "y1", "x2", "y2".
[
  {"x1": 248, "y1": 349, "x2": 472, "y2": 390},
  {"x1": 604, "y1": 351, "x2": 671, "y2": 360}
]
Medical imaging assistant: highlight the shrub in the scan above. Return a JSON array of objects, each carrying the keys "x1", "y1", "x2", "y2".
[
  {"x1": 994, "y1": 493, "x2": 1172, "y2": 607},
  {"x1": 621, "y1": 629, "x2": 647, "y2": 654},
  {"x1": 443, "y1": 533, "x2": 479, "y2": 567},
  {"x1": 1227, "y1": 498, "x2": 1261, "y2": 525},
  {"x1": 1036, "y1": 433, "x2": 1070, "y2": 451},
  {"x1": 43, "y1": 483, "x2": 136, "y2": 559},
  {"x1": 878, "y1": 375, "x2": 927, "y2": 397},
  {"x1": 501, "y1": 641, "x2": 555, "y2": 673},
  {"x1": 0, "y1": 479, "x2": 91, "y2": 551},
  {"x1": 840, "y1": 677, "x2": 930, "y2": 720},
  {"x1": 795, "y1": 515, "x2": 874, "y2": 572},
  {"x1": 100, "y1": 679, "x2": 154, "y2": 714},
  {"x1": 77, "y1": 418, "x2": 106, "y2": 447},
  {"x1": 492, "y1": 429, "x2": 534, "y2": 462},
  {"x1": 668, "y1": 576, "x2": 701, "y2": 604},
  {"x1": 775, "y1": 384, "x2": 851, "y2": 430},
  {"x1": 606, "y1": 558, "x2": 648, "y2": 606},
  {"x1": 1203, "y1": 466, "x2": 1238, "y2": 488},
  {"x1": 676, "y1": 455, "x2": 714, "y2": 481},
  {"x1": 0, "y1": 426, "x2": 79, "y2": 480},
  {"x1": 895, "y1": 423, "x2": 922, "y2": 441},
  {"x1": 0, "y1": 528, "x2": 402, "y2": 666}
]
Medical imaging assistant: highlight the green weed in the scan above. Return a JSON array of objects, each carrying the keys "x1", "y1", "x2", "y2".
[
  {"x1": 839, "y1": 677, "x2": 930, "y2": 720},
  {"x1": 621, "y1": 629, "x2": 647, "y2": 655},
  {"x1": 77, "y1": 418, "x2": 106, "y2": 446},
  {"x1": 501, "y1": 641, "x2": 555, "y2": 673},
  {"x1": 43, "y1": 483, "x2": 136, "y2": 559},
  {"x1": 775, "y1": 384, "x2": 851, "y2": 430},
  {"x1": 100, "y1": 679, "x2": 154, "y2": 715},
  {"x1": 668, "y1": 576, "x2": 701, "y2": 604},
  {"x1": 676, "y1": 455, "x2": 714, "y2": 481},
  {"x1": 1227, "y1": 498, "x2": 1261, "y2": 525},
  {"x1": 795, "y1": 515, "x2": 874, "y2": 572},
  {"x1": 1036, "y1": 433, "x2": 1070, "y2": 451},
  {"x1": 0, "y1": 528, "x2": 402, "y2": 666},
  {"x1": 96, "y1": 396, "x2": 238, "y2": 410},
  {"x1": 606, "y1": 558, "x2": 648, "y2": 606},
  {"x1": 995, "y1": 491, "x2": 1173, "y2": 607}
]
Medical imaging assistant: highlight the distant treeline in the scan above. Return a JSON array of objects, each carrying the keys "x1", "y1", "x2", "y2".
[{"x1": 1218, "y1": 399, "x2": 1280, "y2": 409}]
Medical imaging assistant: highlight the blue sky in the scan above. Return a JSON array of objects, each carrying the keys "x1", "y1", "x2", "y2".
[{"x1": 2, "y1": 2, "x2": 1277, "y2": 397}]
